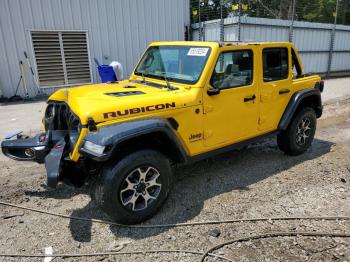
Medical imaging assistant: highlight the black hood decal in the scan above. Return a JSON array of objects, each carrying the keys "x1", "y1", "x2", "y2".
[{"x1": 106, "y1": 91, "x2": 145, "y2": 97}]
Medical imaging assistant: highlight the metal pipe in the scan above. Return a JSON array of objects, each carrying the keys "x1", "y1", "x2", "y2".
[
  {"x1": 326, "y1": 0, "x2": 339, "y2": 78},
  {"x1": 238, "y1": 0, "x2": 242, "y2": 41},
  {"x1": 198, "y1": 0, "x2": 201, "y2": 41},
  {"x1": 188, "y1": 0, "x2": 192, "y2": 40},
  {"x1": 220, "y1": 0, "x2": 224, "y2": 42},
  {"x1": 289, "y1": 0, "x2": 296, "y2": 42}
]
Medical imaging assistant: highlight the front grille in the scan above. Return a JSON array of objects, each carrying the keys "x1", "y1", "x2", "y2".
[{"x1": 45, "y1": 102, "x2": 80, "y2": 131}]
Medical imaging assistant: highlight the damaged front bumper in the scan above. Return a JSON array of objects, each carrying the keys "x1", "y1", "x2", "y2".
[
  {"x1": 44, "y1": 138, "x2": 66, "y2": 188},
  {"x1": 1, "y1": 131, "x2": 69, "y2": 188},
  {"x1": 2, "y1": 132, "x2": 50, "y2": 163}
]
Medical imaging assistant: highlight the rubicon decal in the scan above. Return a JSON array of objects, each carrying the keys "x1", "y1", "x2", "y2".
[{"x1": 103, "y1": 102, "x2": 176, "y2": 119}]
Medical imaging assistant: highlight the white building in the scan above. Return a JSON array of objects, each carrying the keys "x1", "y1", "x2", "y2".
[{"x1": 0, "y1": 0, "x2": 190, "y2": 98}]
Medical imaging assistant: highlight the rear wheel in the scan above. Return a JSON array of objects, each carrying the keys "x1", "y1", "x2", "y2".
[
  {"x1": 94, "y1": 150, "x2": 172, "y2": 224},
  {"x1": 277, "y1": 107, "x2": 317, "y2": 156}
]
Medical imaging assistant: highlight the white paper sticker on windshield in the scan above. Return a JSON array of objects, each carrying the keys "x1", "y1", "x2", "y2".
[{"x1": 187, "y1": 48, "x2": 209, "y2": 56}]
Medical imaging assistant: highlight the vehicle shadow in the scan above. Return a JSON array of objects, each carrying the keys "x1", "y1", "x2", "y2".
[{"x1": 25, "y1": 137, "x2": 334, "y2": 242}]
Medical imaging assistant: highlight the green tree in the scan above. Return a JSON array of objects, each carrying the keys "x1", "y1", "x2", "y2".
[{"x1": 190, "y1": 0, "x2": 350, "y2": 25}]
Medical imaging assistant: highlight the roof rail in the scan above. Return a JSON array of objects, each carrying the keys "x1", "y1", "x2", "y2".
[{"x1": 216, "y1": 41, "x2": 261, "y2": 47}]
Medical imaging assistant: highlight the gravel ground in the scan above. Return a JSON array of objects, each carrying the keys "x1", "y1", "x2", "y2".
[{"x1": 0, "y1": 81, "x2": 350, "y2": 261}]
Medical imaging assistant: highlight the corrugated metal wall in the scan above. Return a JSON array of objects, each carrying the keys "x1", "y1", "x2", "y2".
[
  {"x1": 0, "y1": 0, "x2": 190, "y2": 98},
  {"x1": 192, "y1": 16, "x2": 350, "y2": 75}
]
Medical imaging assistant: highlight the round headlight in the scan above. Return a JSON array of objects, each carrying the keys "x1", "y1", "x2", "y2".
[{"x1": 45, "y1": 105, "x2": 55, "y2": 122}]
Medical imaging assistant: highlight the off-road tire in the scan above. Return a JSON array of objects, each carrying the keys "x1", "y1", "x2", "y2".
[
  {"x1": 94, "y1": 150, "x2": 173, "y2": 224},
  {"x1": 277, "y1": 107, "x2": 317, "y2": 156}
]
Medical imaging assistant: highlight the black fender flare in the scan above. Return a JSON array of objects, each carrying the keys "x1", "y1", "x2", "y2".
[
  {"x1": 278, "y1": 88, "x2": 323, "y2": 130},
  {"x1": 79, "y1": 117, "x2": 188, "y2": 163}
]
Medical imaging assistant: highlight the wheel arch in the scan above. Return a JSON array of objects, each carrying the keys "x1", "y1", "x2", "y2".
[
  {"x1": 278, "y1": 88, "x2": 323, "y2": 131},
  {"x1": 80, "y1": 117, "x2": 188, "y2": 164},
  {"x1": 110, "y1": 130, "x2": 187, "y2": 164}
]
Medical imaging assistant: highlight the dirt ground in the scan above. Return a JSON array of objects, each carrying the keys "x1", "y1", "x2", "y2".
[{"x1": 0, "y1": 79, "x2": 350, "y2": 261}]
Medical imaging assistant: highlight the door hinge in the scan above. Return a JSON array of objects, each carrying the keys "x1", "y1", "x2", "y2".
[
  {"x1": 260, "y1": 94, "x2": 269, "y2": 103},
  {"x1": 203, "y1": 130, "x2": 213, "y2": 139},
  {"x1": 258, "y1": 117, "x2": 266, "y2": 125},
  {"x1": 203, "y1": 105, "x2": 213, "y2": 114}
]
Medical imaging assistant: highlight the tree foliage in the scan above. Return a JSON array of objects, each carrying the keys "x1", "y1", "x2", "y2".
[{"x1": 190, "y1": 0, "x2": 350, "y2": 25}]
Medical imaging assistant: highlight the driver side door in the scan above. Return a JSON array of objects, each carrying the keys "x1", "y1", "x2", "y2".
[{"x1": 202, "y1": 48, "x2": 259, "y2": 148}]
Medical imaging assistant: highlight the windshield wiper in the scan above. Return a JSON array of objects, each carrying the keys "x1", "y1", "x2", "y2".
[
  {"x1": 135, "y1": 71, "x2": 177, "y2": 90},
  {"x1": 155, "y1": 72, "x2": 177, "y2": 90},
  {"x1": 140, "y1": 73, "x2": 164, "y2": 81},
  {"x1": 164, "y1": 76, "x2": 177, "y2": 91}
]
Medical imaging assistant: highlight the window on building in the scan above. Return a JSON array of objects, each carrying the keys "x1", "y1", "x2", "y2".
[
  {"x1": 262, "y1": 48, "x2": 289, "y2": 82},
  {"x1": 210, "y1": 50, "x2": 253, "y2": 89},
  {"x1": 31, "y1": 31, "x2": 91, "y2": 87}
]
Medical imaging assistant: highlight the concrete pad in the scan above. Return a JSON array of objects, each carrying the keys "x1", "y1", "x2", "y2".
[
  {"x1": 0, "y1": 101, "x2": 46, "y2": 139},
  {"x1": 322, "y1": 77, "x2": 350, "y2": 103}
]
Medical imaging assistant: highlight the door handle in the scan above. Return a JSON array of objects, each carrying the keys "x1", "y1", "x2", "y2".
[
  {"x1": 279, "y1": 89, "x2": 290, "y2": 94},
  {"x1": 244, "y1": 94, "x2": 256, "y2": 102}
]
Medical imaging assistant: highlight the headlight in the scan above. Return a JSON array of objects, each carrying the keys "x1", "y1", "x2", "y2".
[
  {"x1": 45, "y1": 104, "x2": 56, "y2": 122},
  {"x1": 83, "y1": 141, "x2": 105, "y2": 155},
  {"x1": 44, "y1": 104, "x2": 56, "y2": 130}
]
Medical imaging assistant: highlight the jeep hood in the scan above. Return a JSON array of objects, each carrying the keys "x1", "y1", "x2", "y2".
[{"x1": 48, "y1": 80, "x2": 200, "y2": 124}]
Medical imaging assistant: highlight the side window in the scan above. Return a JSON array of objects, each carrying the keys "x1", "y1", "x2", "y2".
[
  {"x1": 263, "y1": 48, "x2": 289, "y2": 82},
  {"x1": 211, "y1": 50, "x2": 253, "y2": 89}
]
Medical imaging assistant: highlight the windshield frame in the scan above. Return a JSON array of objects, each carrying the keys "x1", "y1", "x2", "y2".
[{"x1": 133, "y1": 45, "x2": 212, "y2": 85}]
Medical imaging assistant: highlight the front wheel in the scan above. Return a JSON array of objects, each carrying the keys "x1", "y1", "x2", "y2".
[
  {"x1": 277, "y1": 107, "x2": 317, "y2": 156},
  {"x1": 95, "y1": 150, "x2": 173, "y2": 224}
]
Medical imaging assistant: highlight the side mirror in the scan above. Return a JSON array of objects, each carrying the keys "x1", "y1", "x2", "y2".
[{"x1": 207, "y1": 88, "x2": 220, "y2": 96}]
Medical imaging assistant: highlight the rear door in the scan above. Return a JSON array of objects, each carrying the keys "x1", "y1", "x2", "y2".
[
  {"x1": 258, "y1": 46, "x2": 293, "y2": 131},
  {"x1": 202, "y1": 47, "x2": 259, "y2": 147}
]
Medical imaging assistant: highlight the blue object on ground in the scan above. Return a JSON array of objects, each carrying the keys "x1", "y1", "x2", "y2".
[{"x1": 98, "y1": 65, "x2": 117, "y2": 83}]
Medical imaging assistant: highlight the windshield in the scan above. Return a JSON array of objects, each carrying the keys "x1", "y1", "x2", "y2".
[{"x1": 134, "y1": 46, "x2": 211, "y2": 84}]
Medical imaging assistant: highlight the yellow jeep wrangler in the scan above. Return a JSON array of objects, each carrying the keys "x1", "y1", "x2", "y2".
[{"x1": 2, "y1": 41, "x2": 324, "y2": 224}]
